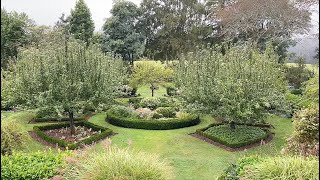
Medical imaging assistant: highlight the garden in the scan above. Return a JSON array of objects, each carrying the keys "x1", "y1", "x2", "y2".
[{"x1": 1, "y1": 0, "x2": 319, "y2": 179}]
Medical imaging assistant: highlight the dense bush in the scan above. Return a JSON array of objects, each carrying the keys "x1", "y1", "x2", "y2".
[
  {"x1": 198, "y1": 124, "x2": 268, "y2": 148},
  {"x1": 156, "y1": 107, "x2": 176, "y2": 118},
  {"x1": 176, "y1": 43, "x2": 287, "y2": 126},
  {"x1": 140, "y1": 97, "x2": 161, "y2": 110},
  {"x1": 285, "y1": 92, "x2": 313, "y2": 117},
  {"x1": 1, "y1": 121, "x2": 27, "y2": 155},
  {"x1": 165, "y1": 83, "x2": 177, "y2": 96},
  {"x1": 303, "y1": 75, "x2": 319, "y2": 103},
  {"x1": 35, "y1": 106, "x2": 60, "y2": 119},
  {"x1": 1, "y1": 150, "x2": 69, "y2": 180},
  {"x1": 283, "y1": 106, "x2": 319, "y2": 156},
  {"x1": 218, "y1": 155, "x2": 319, "y2": 180},
  {"x1": 106, "y1": 111, "x2": 200, "y2": 130},
  {"x1": 108, "y1": 105, "x2": 136, "y2": 117},
  {"x1": 284, "y1": 58, "x2": 314, "y2": 89},
  {"x1": 117, "y1": 85, "x2": 138, "y2": 98},
  {"x1": 63, "y1": 146, "x2": 174, "y2": 180},
  {"x1": 33, "y1": 121, "x2": 113, "y2": 150}
]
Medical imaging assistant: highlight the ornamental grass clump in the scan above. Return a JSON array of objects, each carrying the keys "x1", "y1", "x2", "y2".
[{"x1": 63, "y1": 142, "x2": 174, "y2": 180}]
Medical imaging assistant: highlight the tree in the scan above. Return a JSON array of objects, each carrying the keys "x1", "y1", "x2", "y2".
[
  {"x1": 7, "y1": 38, "x2": 125, "y2": 135},
  {"x1": 69, "y1": 0, "x2": 95, "y2": 46},
  {"x1": 139, "y1": 0, "x2": 213, "y2": 60},
  {"x1": 176, "y1": 43, "x2": 287, "y2": 128},
  {"x1": 130, "y1": 61, "x2": 173, "y2": 97},
  {"x1": 213, "y1": 0, "x2": 312, "y2": 63},
  {"x1": 102, "y1": 0, "x2": 144, "y2": 64},
  {"x1": 1, "y1": 8, "x2": 32, "y2": 68}
]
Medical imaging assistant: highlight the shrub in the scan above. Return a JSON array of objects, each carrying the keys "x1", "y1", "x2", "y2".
[
  {"x1": 63, "y1": 146, "x2": 174, "y2": 180},
  {"x1": 283, "y1": 106, "x2": 319, "y2": 156},
  {"x1": 240, "y1": 156, "x2": 319, "y2": 180},
  {"x1": 35, "y1": 106, "x2": 60, "y2": 119},
  {"x1": 303, "y1": 75, "x2": 319, "y2": 103},
  {"x1": 1, "y1": 121, "x2": 27, "y2": 155},
  {"x1": 33, "y1": 121, "x2": 113, "y2": 150},
  {"x1": 152, "y1": 112, "x2": 163, "y2": 119},
  {"x1": 198, "y1": 124, "x2": 268, "y2": 148},
  {"x1": 1, "y1": 150, "x2": 69, "y2": 180},
  {"x1": 108, "y1": 105, "x2": 135, "y2": 117},
  {"x1": 218, "y1": 155, "x2": 319, "y2": 180},
  {"x1": 106, "y1": 111, "x2": 200, "y2": 130},
  {"x1": 117, "y1": 85, "x2": 138, "y2": 98},
  {"x1": 140, "y1": 97, "x2": 161, "y2": 110},
  {"x1": 284, "y1": 58, "x2": 314, "y2": 89},
  {"x1": 135, "y1": 108, "x2": 154, "y2": 119},
  {"x1": 165, "y1": 84, "x2": 177, "y2": 96},
  {"x1": 156, "y1": 107, "x2": 176, "y2": 118}
]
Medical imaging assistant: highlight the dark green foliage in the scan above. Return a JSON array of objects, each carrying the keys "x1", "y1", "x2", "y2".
[
  {"x1": 117, "y1": 85, "x2": 138, "y2": 98},
  {"x1": 1, "y1": 150, "x2": 68, "y2": 180},
  {"x1": 165, "y1": 84, "x2": 177, "y2": 96},
  {"x1": 196, "y1": 124, "x2": 269, "y2": 148},
  {"x1": 33, "y1": 117, "x2": 85, "y2": 123},
  {"x1": 140, "y1": 97, "x2": 161, "y2": 110},
  {"x1": 106, "y1": 111, "x2": 200, "y2": 130},
  {"x1": 290, "y1": 88, "x2": 303, "y2": 95},
  {"x1": 69, "y1": 0, "x2": 94, "y2": 45},
  {"x1": 285, "y1": 93, "x2": 314, "y2": 117},
  {"x1": 155, "y1": 107, "x2": 176, "y2": 118},
  {"x1": 1, "y1": 8, "x2": 31, "y2": 68},
  {"x1": 102, "y1": 0, "x2": 144, "y2": 63},
  {"x1": 33, "y1": 121, "x2": 113, "y2": 150},
  {"x1": 284, "y1": 58, "x2": 314, "y2": 89}
]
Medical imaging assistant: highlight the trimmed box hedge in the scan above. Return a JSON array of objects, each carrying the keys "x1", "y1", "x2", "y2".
[
  {"x1": 195, "y1": 123, "x2": 272, "y2": 148},
  {"x1": 32, "y1": 117, "x2": 85, "y2": 123},
  {"x1": 106, "y1": 112, "x2": 200, "y2": 130},
  {"x1": 33, "y1": 121, "x2": 112, "y2": 150}
]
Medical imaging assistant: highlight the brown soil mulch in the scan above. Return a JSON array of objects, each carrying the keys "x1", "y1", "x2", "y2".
[
  {"x1": 28, "y1": 130, "x2": 117, "y2": 150},
  {"x1": 44, "y1": 126, "x2": 100, "y2": 143},
  {"x1": 190, "y1": 133, "x2": 273, "y2": 152}
]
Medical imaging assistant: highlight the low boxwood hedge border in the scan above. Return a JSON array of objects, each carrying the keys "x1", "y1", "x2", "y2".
[
  {"x1": 106, "y1": 112, "x2": 200, "y2": 130},
  {"x1": 195, "y1": 122, "x2": 273, "y2": 148},
  {"x1": 33, "y1": 121, "x2": 112, "y2": 150}
]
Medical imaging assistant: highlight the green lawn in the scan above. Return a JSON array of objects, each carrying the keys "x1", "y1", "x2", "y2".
[
  {"x1": 2, "y1": 110, "x2": 293, "y2": 179},
  {"x1": 137, "y1": 85, "x2": 167, "y2": 98}
]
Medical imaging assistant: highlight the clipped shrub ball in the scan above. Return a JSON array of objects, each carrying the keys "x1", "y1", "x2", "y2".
[
  {"x1": 202, "y1": 124, "x2": 268, "y2": 148},
  {"x1": 1, "y1": 150, "x2": 69, "y2": 180},
  {"x1": 1, "y1": 121, "x2": 27, "y2": 155},
  {"x1": 63, "y1": 146, "x2": 174, "y2": 180},
  {"x1": 156, "y1": 107, "x2": 176, "y2": 118}
]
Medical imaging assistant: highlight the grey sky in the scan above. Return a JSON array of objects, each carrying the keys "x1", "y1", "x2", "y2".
[
  {"x1": 1, "y1": 0, "x2": 142, "y2": 31},
  {"x1": 1, "y1": 0, "x2": 319, "y2": 63}
]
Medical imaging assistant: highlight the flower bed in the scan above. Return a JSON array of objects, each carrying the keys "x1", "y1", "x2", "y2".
[
  {"x1": 106, "y1": 111, "x2": 200, "y2": 130},
  {"x1": 195, "y1": 123, "x2": 272, "y2": 148},
  {"x1": 33, "y1": 121, "x2": 112, "y2": 150}
]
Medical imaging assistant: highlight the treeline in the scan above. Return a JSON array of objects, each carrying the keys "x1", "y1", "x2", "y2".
[{"x1": 1, "y1": 0, "x2": 317, "y2": 68}]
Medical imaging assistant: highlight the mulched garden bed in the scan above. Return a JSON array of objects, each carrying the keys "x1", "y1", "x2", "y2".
[
  {"x1": 189, "y1": 132, "x2": 273, "y2": 152},
  {"x1": 28, "y1": 130, "x2": 117, "y2": 150}
]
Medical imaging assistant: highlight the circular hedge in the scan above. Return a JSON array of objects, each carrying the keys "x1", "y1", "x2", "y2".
[{"x1": 106, "y1": 112, "x2": 200, "y2": 130}]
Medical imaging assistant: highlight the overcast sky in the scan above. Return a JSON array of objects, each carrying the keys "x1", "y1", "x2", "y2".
[
  {"x1": 1, "y1": 0, "x2": 319, "y2": 63},
  {"x1": 1, "y1": 0, "x2": 142, "y2": 32}
]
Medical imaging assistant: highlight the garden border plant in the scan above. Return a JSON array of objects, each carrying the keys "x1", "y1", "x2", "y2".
[
  {"x1": 193, "y1": 122, "x2": 273, "y2": 150},
  {"x1": 33, "y1": 121, "x2": 113, "y2": 150},
  {"x1": 106, "y1": 111, "x2": 200, "y2": 130}
]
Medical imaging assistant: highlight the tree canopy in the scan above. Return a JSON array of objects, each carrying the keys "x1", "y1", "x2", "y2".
[{"x1": 69, "y1": 0, "x2": 95, "y2": 46}]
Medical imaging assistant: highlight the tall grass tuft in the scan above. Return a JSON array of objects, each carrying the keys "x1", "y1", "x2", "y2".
[
  {"x1": 239, "y1": 156, "x2": 319, "y2": 180},
  {"x1": 63, "y1": 140, "x2": 174, "y2": 180}
]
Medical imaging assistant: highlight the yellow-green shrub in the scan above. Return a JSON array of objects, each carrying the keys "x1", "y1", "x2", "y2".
[{"x1": 1, "y1": 121, "x2": 27, "y2": 155}]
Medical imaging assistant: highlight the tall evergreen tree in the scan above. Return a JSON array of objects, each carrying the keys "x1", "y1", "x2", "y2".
[
  {"x1": 102, "y1": 0, "x2": 144, "y2": 64},
  {"x1": 69, "y1": 0, "x2": 94, "y2": 46}
]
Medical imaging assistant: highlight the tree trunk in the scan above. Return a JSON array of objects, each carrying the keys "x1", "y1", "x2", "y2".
[
  {"x1": 230, "y1": 121, "x2": 236, "y2": 130},
  {"x1": 69, "y1": 111, "x2": 75, "y2": 135},
  {"x1": 151, "y1": 88, "x2": 154, "y2": 97}
]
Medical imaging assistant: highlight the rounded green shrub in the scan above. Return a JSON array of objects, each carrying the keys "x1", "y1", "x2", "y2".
[
  {"x1": 140, "y1": 97, "x2": 161, "y2": 110},
  {"x1": 1, "y1": 121, "x2": 27, "y2": 155},
  {"x1": 156, "y1": 107, "x2": 176, "y2": 118},
  {"x1": 108, "y1": 105, "x2": 135, "y2": 117},
  {"x1": 63, "y1": 146, "x2": 174, "y2": 180}
]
